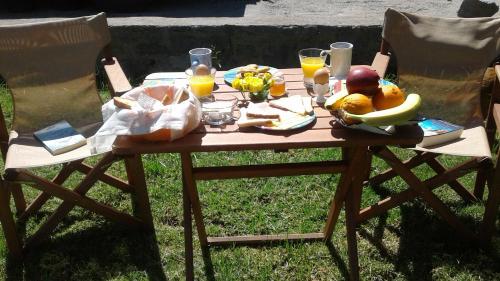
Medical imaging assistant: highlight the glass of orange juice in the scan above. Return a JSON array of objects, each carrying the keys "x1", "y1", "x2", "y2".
[
  {"x1": 299, "y1": 48, "x2": 328, "y2": 88},
  {"x1": 186, "y1": 67, "x2": 216, "y2": 101}
]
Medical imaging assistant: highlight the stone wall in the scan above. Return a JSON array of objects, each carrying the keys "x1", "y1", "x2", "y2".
[
  {"x1": 110, "y1": 24, "x2": 382, "y2": 81},
  {"x1": 3, "y1": 0, "x2": 497, "y2": 81}
]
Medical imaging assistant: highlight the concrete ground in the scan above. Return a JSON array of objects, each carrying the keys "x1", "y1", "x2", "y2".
[
  {"x1": 0, "y1": 1, "x2": 483, "y2": 26},
  {"x1": 1, "y1": 1, "x2": 498, "y2": 79}
]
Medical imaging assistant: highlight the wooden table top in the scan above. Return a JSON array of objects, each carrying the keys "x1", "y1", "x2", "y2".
[{"x1": 112, "y1": 68, "x2": 423, "y2": 155}]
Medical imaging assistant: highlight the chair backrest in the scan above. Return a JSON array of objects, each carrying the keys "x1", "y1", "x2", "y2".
[
  {"x1": 382, "y1": 8, "x2": 500, "y2": 126},
  {"x1": 0, "y1": 13, "x2": 111, "y2": 133}
]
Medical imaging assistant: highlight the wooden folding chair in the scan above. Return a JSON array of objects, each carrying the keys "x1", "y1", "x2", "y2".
[
  {"x1": 361, "y1": 9, "x2": 500, "y2": 244},
  {"x1": 0, "y1": 13, "x2": 154, "y2": 259}
]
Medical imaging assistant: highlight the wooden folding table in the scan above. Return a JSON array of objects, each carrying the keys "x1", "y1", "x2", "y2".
[{"x1": 112, "y1": 68, "x2": 423, "y2": 281}]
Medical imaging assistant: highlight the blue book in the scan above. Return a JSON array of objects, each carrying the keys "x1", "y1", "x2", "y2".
[
  {"x1": 418, "y1": 119, "x2": 464, "y2": 147},
  {"x1": 33, "y1": 120, "x2": 87, "y2": 155}
]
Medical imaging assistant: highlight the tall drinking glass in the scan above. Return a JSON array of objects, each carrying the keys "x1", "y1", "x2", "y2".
[
  {"x1": 299, "y1": 48, "x2": 328, "y2": 88},
  {"x1": 186, "y1": 67, "x2": 216, "y2": 101},
  {"x1": 189, "y1": 48, "x2": 212, "y2": 70}
]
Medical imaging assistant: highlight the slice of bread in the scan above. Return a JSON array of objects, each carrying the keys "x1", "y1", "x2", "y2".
[
  {"x1": 269, "y1": 95, "x2": 306, "y2": 115},
  {"x1": 277, "y1": 111, "x2": 310, "y2": 129},
  {"x1": 237, "y1": 118, "x2": 276, "y2": 128},
  {"x1": 237, "y1": 108, "x2": 277, "y2": 128},
  {"x1": 113, "y1": 97, "x2": 136, "y2": 109},
  {"x1": 246, "y1": 102, "x2": 281, "y2": 119},
  {"x1": 302, "y1": 96, "x2": 313, "y2": 115}
]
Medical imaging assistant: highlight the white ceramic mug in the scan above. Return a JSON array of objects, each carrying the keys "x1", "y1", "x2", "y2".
[{"x1": 323, "y1": 42, "x2": 353, "y2": 79}]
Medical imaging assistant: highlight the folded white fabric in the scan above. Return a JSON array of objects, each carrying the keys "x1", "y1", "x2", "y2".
[{"x1": 88, "y1": 83, "x2": 201, "y2": 154}]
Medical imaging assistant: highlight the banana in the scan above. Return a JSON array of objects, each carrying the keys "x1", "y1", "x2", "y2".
[
  {"x1": 325, "y1": 89, "x2": 349, "y2": 110},
  {"x1": 342, "y1": 93, "x2": 421, "y2": 126}
]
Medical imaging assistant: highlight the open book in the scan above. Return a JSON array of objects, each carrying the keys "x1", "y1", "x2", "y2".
[
  {"x1": 417, "y1": 119, "x2": 464, "y2": 147},
  {"x1": 34, "y1": 120, "x2": 87, "y2": 155}
]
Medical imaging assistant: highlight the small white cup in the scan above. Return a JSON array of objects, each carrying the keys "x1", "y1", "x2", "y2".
[{"x1": 324, "y1": 42, "x2": 353, "y2": 79}]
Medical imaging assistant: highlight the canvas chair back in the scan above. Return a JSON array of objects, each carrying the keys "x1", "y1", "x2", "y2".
[
  {"x1": 382, "y1": 9, "x2": 500, "y2": 127},
  {"x1": 0, "y1": 13, "x2": 110, "y2": 134}
]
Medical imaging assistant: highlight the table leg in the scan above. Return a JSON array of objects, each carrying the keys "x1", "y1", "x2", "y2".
[
  {"x1": 124, "y1": 154, "x2": 154, "y2": 229},
  {"x1": 344, "y1": 147, "x2": 367, "y2": 281},
  {"x1": 324, "y1": 148, "x2": 365, "y2": 241},
  {"x1": 180, "y1": 153, "x2": 209, "y2": 248},
  {"x1": 345, "y1": 186, "x2": 360, "y2": 281},
  {"x1": 182, "y1": 174, "x2": 194, "y2": 281}
]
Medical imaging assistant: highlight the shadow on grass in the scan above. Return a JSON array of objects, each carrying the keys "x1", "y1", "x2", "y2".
[
  {"x1": 5, "y1": 223, "x2": 167, "y2": 281},
  {"x1": 325, "y1": 241, "x2": 350, "y2": 280},
  {"x1": 204, "y1": 240, "x2": 350, "y2": 281},
  {"x1": 201, "y1": 246, "x2": 215, "y2": 281},
  {"x1": 362, "y1": 183, "x2": 500, "y2": 280}
]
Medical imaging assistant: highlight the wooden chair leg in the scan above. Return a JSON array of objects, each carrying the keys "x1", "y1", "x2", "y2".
[
  {"x1": 359, "y1": 155, "x2": 480, "y2": 223},
  {"x1": 19, "y1": 161, "x2": 81, "y2": 221},
  {"x1": 376, "y1": 147, "x2": 477, "y2": 241},
  {"x1": 124, "y1": 154, "x2": 154, "y2": 230},
  {"x1": 480, "y1": 166, "x2": 500, "y2": 246},
  {"x1": 474, "y1": 160, "x2": 492, "y2": 200},
  {"x1": 10, "y1": 183, "x2": 26, "y2": 214},
  {"x1": 425, "y1": 158, "x2": 477, "y2": 202},
  {"x1": 22, "y1": 153, "x2": 142, "y2": 246},
  {"x1": 21, "y1": 168, "x2": 143, "y2": 247},
  {"x1": 369, "y1": 149, "x2": 438, "y2": 186},
  {"x1": 75, "y1": 162, "x2": 132, "y2": 193},
  {"x1": 0, "y1": 181, "x2": 22, "y2": 259}
]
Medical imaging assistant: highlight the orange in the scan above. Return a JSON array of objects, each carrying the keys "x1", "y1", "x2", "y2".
[
  {"x1": 340, "y1": 93, "x2": 373, "y2": 115},
  {"x1": 372, "y1": 85, "x2": 405, "y2": 110}
]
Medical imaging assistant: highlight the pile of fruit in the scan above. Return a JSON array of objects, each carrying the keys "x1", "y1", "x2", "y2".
[
  {"x1": 325, "y1": 66, "x2": 421, "y2": 126},
  {"x1": 231, "y1": 64, "x2": 274, "y2": 101}
]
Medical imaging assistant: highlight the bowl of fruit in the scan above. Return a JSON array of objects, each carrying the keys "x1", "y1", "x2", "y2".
[{"x1": 325, "y1": 66, "x2": 421, "y2": 130}]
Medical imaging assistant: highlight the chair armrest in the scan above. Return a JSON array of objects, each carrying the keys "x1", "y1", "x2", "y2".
[
  {"x1": 371, "y1": 52, "x2": 390, "y2": 79},
  {"x1": 496, "y1": 65, "x2": 500, "y2": 85},
  {"x1": 492, "y1": 104, "x2": 500, "y2": 133},
  {"x1": 0, "y1": 106, "x2": 9, "y2": 161},
  {"x1": 492, "y1": 65, "x2": 500, "y2": 132},
  {"x1": 102, "y1": 57, "x2": 132, "y2": 97}
]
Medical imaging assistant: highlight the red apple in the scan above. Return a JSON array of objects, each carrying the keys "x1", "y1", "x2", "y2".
[{"x1": 346, "y1": 66, "x2": 380, "y2": 96}]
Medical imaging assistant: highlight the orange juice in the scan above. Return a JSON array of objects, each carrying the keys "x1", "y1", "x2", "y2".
[
  {"x1": 300, "y1": 57, "x2": 325, "y2": 78},
  {"x1": 189, "y1": 75, "x2": 214, "y2": 98},
  {"x1": 270, "y1": 78, "x2": 286, "y2": 97}
]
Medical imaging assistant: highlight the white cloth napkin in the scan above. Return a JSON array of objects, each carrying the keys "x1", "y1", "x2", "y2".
[{"x1": 88, "y1": 83, "x2": 201, "y2": 154}]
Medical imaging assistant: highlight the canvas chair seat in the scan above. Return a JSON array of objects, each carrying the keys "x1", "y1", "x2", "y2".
[
  {"x1": 413, "y1": 125, "x2": 491, "y2": 158},
  {"x1": 5, "y1": 122, "x2": 103, "y2": 170}
]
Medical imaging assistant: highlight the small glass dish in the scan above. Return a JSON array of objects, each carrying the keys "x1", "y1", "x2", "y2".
[{"x1": 201, "y1": 94, "x2": 238, "y2": 126}]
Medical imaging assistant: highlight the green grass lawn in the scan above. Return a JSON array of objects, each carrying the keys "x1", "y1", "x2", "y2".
[{"x1": 0, "y1": 85, "x2": 499, "y2": 281}]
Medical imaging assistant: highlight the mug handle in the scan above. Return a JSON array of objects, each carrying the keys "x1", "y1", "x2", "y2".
[{"x1": 320, "y1": 50, "x2": 331, "y2": 67}]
